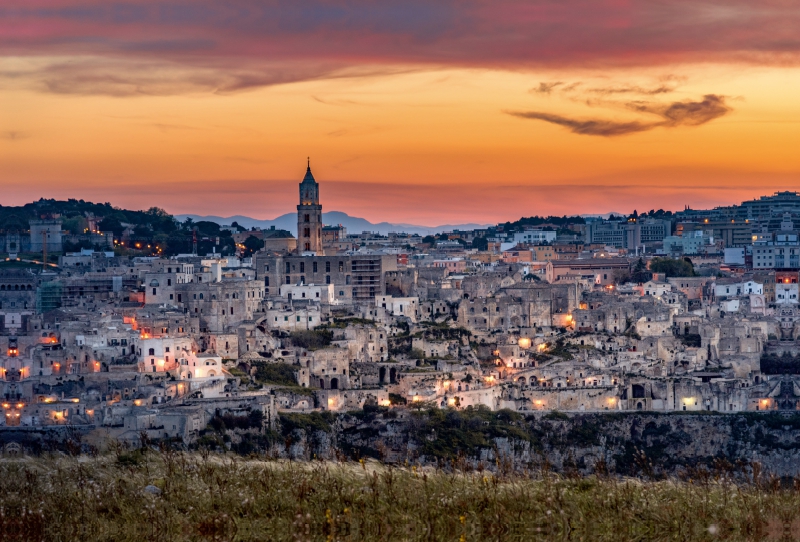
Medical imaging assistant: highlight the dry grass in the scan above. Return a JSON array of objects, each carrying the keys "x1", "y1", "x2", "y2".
[{"x1": 0, "y1": 449, "x2": 798, "y2": 541}]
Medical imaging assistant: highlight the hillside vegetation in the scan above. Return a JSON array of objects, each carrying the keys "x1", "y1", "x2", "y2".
[{"x1": 0, "y1": 452, "x2": 793, "y2": 541}]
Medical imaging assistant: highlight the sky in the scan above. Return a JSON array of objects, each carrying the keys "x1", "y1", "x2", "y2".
[{"x1": 3, "y1": 1, "x2": 800, "y2": 226}]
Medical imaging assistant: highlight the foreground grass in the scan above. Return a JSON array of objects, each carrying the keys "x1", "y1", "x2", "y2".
[{"x1": 0, "y1": 452, "x2": 798, "y2": 541}]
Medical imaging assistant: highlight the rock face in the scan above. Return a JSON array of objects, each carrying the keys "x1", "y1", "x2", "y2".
[{"x1": 275, "y1": 410, "x2": 800, "y2": 477}]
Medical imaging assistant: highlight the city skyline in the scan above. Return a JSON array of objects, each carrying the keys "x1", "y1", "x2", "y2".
[{"x1": 4, "y1": 1, "x2": 800, "y2": 223}]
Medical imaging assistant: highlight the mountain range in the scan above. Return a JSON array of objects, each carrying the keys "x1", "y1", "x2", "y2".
[{"x1": 175, "y1": 211, "x2": 492, "y2": 236}]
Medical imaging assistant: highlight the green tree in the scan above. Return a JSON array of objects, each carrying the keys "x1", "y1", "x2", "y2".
[
  {"x1": 649, "y1": 257, "x2": 694, "y2": 277},
  {"x1": 98, "y1": 216, "x2": 125, "y2": 237},
  {"x1": 631, "y1": 258, "x2": 650, "y2": 283},
  {"x1": 471, "y1": 237, "x2": 488, "y2": 251},
  {"x1": 242, "y1": 235, "x2": 265, "y2": 257}
]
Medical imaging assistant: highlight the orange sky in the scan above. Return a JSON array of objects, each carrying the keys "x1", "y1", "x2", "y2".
[{"x1": 3, "y1": 2, "x2": 800, "y2": 225}]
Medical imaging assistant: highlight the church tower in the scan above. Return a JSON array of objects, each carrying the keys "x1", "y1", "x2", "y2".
[{"x1": 297, "y1": 159, "x2": 323, "y2": 255}]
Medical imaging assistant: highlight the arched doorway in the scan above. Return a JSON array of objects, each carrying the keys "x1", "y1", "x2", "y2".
[
  {"x1": 379, "y1": 367, "x2": 386, "y2": 384},
  {"x1": 330, "y1": 378, "x2": 339, "y2": 390}
]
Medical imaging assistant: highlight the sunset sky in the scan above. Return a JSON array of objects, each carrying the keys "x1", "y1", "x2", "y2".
[{"x1": 3, "y1": 1, "x2": 800, "y2": 225}]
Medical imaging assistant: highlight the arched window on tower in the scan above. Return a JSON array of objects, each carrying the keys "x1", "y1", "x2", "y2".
[
  {"x1": 305, "y1": 242, "x2": 310, "y2": 251},
  {"x1": 304, "y1": 214, "x2": 310, "y2": 222},
  {"x1": 304, "y1": 227, "x2": 310, "y2": 237}
]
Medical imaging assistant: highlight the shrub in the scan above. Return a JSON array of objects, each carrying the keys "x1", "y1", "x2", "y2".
[
  {"x1": 253, "y1": 362, "x2": 298, "y2": 386},
  {"x1": 288, "y1": 329, "x2": 333, "y2": 350}
]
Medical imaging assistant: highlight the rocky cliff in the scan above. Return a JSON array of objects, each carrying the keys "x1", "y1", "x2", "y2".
[{"x1": 270, "y1": 408, "x2": 800, "y2": 477}]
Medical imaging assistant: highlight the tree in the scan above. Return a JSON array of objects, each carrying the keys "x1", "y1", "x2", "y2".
[
  {"x1": 98, "y1": 216, "x2": 124, "y2": 237},
  {"x1": 631, "y1": 258, "x2": 650, "y2": 283},
  {"x1": 422, "y1": 235, "x2": 436, "y2": 245},
  {"x1": 649, "y1": 257, "x2": 694, "y2": 277},
  {"x1": 242, "y1": 235, "x2": 265, "y2": 257},
  {"x1": 471, "y1": 237, "x2": 488, "y2": 251}
]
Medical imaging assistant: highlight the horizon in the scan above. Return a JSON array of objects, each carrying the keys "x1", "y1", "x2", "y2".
[
  {"x1": 5, "y1": 2, "x2": 800, "y2": 223},
  {"x1": 2, "y1": 189, "x2": 788, "y2": 230}
]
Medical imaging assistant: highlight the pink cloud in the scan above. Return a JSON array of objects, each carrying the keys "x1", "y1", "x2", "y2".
[{"x1": 3, "y1": 1, "x2": 800, "y2": 95}]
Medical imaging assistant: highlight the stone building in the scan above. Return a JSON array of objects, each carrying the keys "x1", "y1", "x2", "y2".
[
  {"x1": 297, "y1": 162, "x2": 323, "y2": 255},
  {"x1": 256, "y1": 253, "x2": 397, "y2": 303}
]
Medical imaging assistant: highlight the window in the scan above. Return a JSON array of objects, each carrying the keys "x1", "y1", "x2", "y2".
[
  {"x1": 326, "y1": 275, "x2": 331, "y2": 284},
  {"x1": 286, "y1": 275, "x2": 291, "y2": 285},
  {"x1": 152, "y1": 288, "x2": 157, "y2": 295},
  {"x1": 286, "y1": 262, "x2": 291, "y2": 273},
  {"x1": 304, "y1": 214, "x2": 310, "y2": 222},
  {"x1": 304, "y1": 227, "x2": 310, "y2": 237},
  {"x1": 148, "y1": 348, "x2": 155, "y2": 355},
  {"x1": 313, "y1": 261, "x2": 318, "y2": 273},
  {"x1": 300, "y1": 262, "x2": 305, "y2": 273},
  {"x1": 339, "y1": 261, "x2": 344, "y2": 272},
  {"x1": 346, "y1": 276, "x2": 351, "y2": 285},
  {"x1": 326, "y1": 261, "x2": 331, "y2": 272},
  {"x1": 265, "y1": 277, "x2": 269, "y2": 286},
  {"x1": 167, "y1": 278, "x2": 172, "y2": 286}
]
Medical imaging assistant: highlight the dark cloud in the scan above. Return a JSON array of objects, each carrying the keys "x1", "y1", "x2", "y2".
[
  {"x1": 3, "y1": 1, "x2": 800, "y2": 95},
  {"x1": 633, "y1": 94, "x2": 731, "y2": 126},
  {"x1": 588, "y1": 85, "x2": 674, "y2": 95},
  {"x1": 24, "y1": 59, "x2": 343, "y2": 96},
  {"x1": 508, "y1": 111, "x2": 655, "y2": 136},
  {"x1": 509, "y1": 94, "x2": 731, "y2": 136},
  {"x1": 530, "y1": 82, "x2": 563, "y2": 94},
  {"x1": 1, "y1": 131, "x2": 29, "y2": 141}
]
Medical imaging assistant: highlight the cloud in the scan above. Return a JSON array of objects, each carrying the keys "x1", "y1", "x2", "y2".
[
  {"x1": 508, "y1": 111, "x2": 655, "y2": 136},
  {"x1": 509, "y1": 94, "x2": 731, "y2": 136},
  {"x1": 3, "y1": 1, "x2": 800, "y2": 95},
  {"x1": 1, "y1": 130, "x2": 29, "y2": 141},
  {"x1": 630, "y1": 94, "x2": 731, "y2": 126},
  {"x1": 530, "y1": 81, "x2": 563, "y2": 94},
  {"x1": 588, "y1": 85, "x2": 674, "y2": 95}
]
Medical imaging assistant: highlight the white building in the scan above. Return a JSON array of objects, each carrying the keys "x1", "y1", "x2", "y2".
[
  {"x1": 714, "y1": 281, "x2": 763, "y2": 298},
  {"x1": 180, "y1": 351, "x2": 224, "y2": 379},
  {"x1": 638, "y1": 281, "x2": 672, "y2": 298},
  {"x1": 264, "y1": 305, "x2": 322, "y2": 330},
  {"x1": 136, "y1": 337, "x2": 193, "y2": 373},
  {"x1": 752, "y1": 233, "x2": 800, "y2": 269},
  {"x1": 663, "y1": 230, "x2": 714, "y2": 255},
  {"x1": 279, "y1": 283, "x2": 335, "y2": 304},
  {"x1": 511, "y1": 229, "x2": 557, "y2": 245},
  {"x1": 375, "y1": 295, "x2": 419, "y2": 322},
  {"x1": 776, "y1": 282, "x2": 799, "y2": 304}
]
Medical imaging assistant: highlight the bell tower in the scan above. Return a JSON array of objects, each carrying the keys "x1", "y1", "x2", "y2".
[{"x1": 297, "y1": 159, "x2": 323, "y2": 255}]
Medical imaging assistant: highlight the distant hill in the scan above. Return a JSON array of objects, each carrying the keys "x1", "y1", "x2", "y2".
[{"x1": 176, "y1": 211, "x2": 492, "y2": 236}]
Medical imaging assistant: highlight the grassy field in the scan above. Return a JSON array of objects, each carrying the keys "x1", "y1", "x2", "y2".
[{"x1": 0, "y1": 450, "x2": 797, "y2": 541}]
